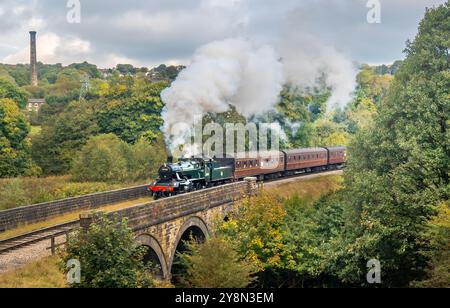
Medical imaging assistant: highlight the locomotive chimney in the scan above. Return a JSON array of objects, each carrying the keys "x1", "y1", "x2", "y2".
[
  {"x1": 29, "y1": 31, "x2": 38, "y2": 87},
  {"x1": 167, "y1": 156, "x2": 173, "y2": 163}
]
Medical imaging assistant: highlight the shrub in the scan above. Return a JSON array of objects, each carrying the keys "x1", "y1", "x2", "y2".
[
  {"x1": 71, "y1": 134, "x2": 129, "y2": 183},
  {"x1": 71, "y1": 133, "x2": 166, "y2": 183},
  {"x1": 178, "y1": 236, "x2": 256, "y2": 288},
  {"x1": 62, "y1": 214, "x2": 154, "y2": 288},
  {"x1": 0, "y1": 178, "x2": 29, "y2": 210}
]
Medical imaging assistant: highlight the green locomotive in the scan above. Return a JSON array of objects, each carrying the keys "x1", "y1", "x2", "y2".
[{"x1": 149, "y1": 157, "x2": 234, "y2": 198}]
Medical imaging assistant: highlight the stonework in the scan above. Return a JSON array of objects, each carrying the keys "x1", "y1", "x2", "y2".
[{"x1": 81, "y1": 177, "x2": 259, "y2": 279}]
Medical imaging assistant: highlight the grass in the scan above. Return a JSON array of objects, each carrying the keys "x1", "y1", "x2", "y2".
[
  {"x1": 0, "y1": 176, "x2": 123, "y2": 210},
  {"x1": 0, "y1": 256, "x2": 66, "y2": 288},
  {"x1": 0, "y1": 197, "x2": 151, "y2": 241},
  {"x1": 265, "y1": 174, "x2": 343, "y2": 204}
]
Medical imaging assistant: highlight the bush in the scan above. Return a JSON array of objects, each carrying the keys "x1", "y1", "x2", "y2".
[
  {"x1": 71, "y1": 134, "x2": 129, "y2": 183},
  {"x1": 62, "y1": 214, "x2": 154, "y2": 288},
  {"x1": 71, "y1": 134, "x2": 166, "y2": 183},
  {"x1": 178, "y1": 236, "x2": 256, "y2": 288},
  {"x1": 0, "y1": 178, "x2": 30, "y2": 210},
  {"x1": 126, "y1": 136, "x2": 166, "y2": 182},
  {"x1": 0, "y1": 176, "x2": 123, "y2": 210}
]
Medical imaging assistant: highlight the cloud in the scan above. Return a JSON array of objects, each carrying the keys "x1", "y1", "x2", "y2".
[{"x1": 0, "y1": 0, "x2": 447, "y2": 67}]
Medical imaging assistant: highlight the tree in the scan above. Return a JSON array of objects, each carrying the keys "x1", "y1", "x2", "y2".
[
  {"x1": 178, "y1": 236, "x2": 257, "y2": 288},
  {"x1": 0, "y1": 77, "x2": 30, "y2": 109},
  {"x1": 116, "y1": 64, "x2": 137, "y2": 75},
  {"x1": 311, "y1": 118, "x2": 349, "y2": 146},
  {"x1": 219, "y1": 193, "x2": 294, "y2": 286},
  {"x1": 412, "y1": 202, "x2": 450, "y2": 288},
  {"x1": 32, "y1": 100, "x2": 100, "y2": 175},
  {"x1": 0, "y1": 98, "x2": 38, "y2": 177},
  {"x1": 126, "y1": 136, "x2": 167, "y2": 182},
  {"x1": 97, "y1": 79, "x2": 167, "y2": 144},
  {"x1": 62, "y1": 214, "x2": 154, "y2": 288},
  {"x1": 326, "y1": 3, "x2": 449, "y2": 287},
  {"x1": 71, "y1": 134, "x2": 129, "y2": 183}
]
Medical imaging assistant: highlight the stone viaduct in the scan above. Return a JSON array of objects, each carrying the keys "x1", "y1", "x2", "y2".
[{"x1": 80, "y1": 178, "x2": 259, "y2": 280}]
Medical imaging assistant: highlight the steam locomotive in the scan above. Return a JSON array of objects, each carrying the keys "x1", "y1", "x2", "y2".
[{"x1": 149, "y1": 146, "x2": 346, "y2": 199}]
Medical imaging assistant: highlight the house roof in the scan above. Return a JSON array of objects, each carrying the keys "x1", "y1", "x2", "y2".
[{"x1": 28, "y1": 98, "x2": 46, "y2": 103}]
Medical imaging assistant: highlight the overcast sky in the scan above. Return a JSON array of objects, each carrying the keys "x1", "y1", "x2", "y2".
[{"x1": 0, "y1": 0, "x2": 446, "y2": 68}]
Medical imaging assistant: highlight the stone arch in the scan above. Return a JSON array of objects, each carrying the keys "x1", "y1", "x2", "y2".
[
  {"x1": 168, "y1": 216, "x2": 210, "y2": 277},
  {"x1": 136, "y1": 234, "x2": 169, "y2": 279}
]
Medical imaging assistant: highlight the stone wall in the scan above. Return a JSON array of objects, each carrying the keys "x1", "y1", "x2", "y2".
[
  {"x1": 80, "y1": 178, "x2": 259, "y2": 279},
  {"x1": 0, "y1": 184, "x2": 151, "y2": 232}
]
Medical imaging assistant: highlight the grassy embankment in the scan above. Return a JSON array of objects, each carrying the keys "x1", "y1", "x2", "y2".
[
  {"x1": 0, "y1": 174, "x2": 343, "y2": 288},
  {"x1": 0, "y1": 256, "x2": 66, "y2": 288}
]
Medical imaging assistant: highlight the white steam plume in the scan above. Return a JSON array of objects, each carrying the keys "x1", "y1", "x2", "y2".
[
  {"x1": 280, "y1": 33, "x2": 357, "y2": 111},
  {"x1": 161, "y1": 36, "x2": 357, "y2": 154},
  {"x1": 161, "y1": 38, "x2": 284, "y2": 154}
]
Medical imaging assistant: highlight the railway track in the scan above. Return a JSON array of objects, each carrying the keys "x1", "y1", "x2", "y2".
[
  {"x1": 0, "y1": 221, "x2": 79, "y2": 256},
  {"x1": 0, "y1": 169, "x2": 343, "y2": 257}
]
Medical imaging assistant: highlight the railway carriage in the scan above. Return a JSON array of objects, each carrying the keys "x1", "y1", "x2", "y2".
[
  {"x1": 234, "y1": 151, "x2": 285, "y2": 180},
  {"x1": 325, "y1": 146, "x2": 346, "y2": 167},
  {"x1": 283, "y1": 148, "x2": 328, "y2": 174},
  {"x1": 149, "y1": 146, "x2": 347, "y2": 199}
]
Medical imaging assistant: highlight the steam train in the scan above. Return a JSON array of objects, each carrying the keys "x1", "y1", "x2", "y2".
[{"x1": 148, "y1": 146, "x2": 346, "y2": 199}]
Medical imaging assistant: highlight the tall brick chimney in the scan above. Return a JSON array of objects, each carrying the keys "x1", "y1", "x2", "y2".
[{"x1": 29, "y1": 31, "x2": 38, "y2": 87}]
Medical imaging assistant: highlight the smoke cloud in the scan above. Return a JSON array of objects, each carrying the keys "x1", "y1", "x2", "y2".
[
  {"x1": 161, "y1": 38, "x2": 285, "y2": 154},
  {"x1": 161, "y1": 35, "x2": 357, "y2": 154},
  {"x1": 280, "y1": 32, "x2": 357, "y2": 111}
]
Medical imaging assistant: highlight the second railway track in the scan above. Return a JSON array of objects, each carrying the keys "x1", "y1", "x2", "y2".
[
  {"x1": 0, "y1": 221, "x2": 79, "y2": 256},
  {"x1": 0, "y1": 169, "x2": 342, "y2": 257}
]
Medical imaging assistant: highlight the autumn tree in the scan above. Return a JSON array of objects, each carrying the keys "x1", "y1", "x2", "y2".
[
  {"x1": 178, "y1": 236, "x2": 257, "y2": 288},
  {"x1": 218, "y1": 193, "x2": 295, "y2": 287},
  {"x1": 327, "y1": 3, "x2": 449, "y2": 287},
  {"x1": 0, "y1": 77, "x2": 29, "y2": 109},
  {"x1": 0, "y1": 99, "x2": 38, "y2": 177},
  {"x1": 97, "y1": 79, "x2": 167, "y2": 144}
]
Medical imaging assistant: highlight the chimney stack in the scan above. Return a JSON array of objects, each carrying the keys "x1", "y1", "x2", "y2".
[{"x1": 29, "y1": 31, "x2": 38, "y2": 87}]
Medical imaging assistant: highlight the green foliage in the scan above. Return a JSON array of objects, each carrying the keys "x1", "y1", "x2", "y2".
[
  {"x1": 274, "y1": 85, "x2": 330, "y2": 148},
  {"x1": 0, "y1": 98, "x2": 39, "y2": 178},
  {"x1": 125, "y1": 136, "x2": 167, "y2": 181},
  {"x1": 115, "y1": 64, "x2": 137, "y2": 75},
  {"x1": 97, "y1": 79, "x2": 167, "y2": 144},
  {"x1": 149, "y1": 64, "x2": 185, "y2": 81},
  {"x1": 68, "y1": 62, "x2": 102, "y2": 79},
  {"x1": 0, "y1": 176, "x2": 123, "y2": 210},
  {"x1": 71, "y1": 134, "x2": 166, "y2": 183},
  {"x1": 71, "y1": 134, "x2": 129, "y2": 183},
  {"x1": 0, "y1": 178, "x2": 29, "y2": 210},
  {"x1": 0, "y1": 63, "x2": 30, "y2": 87},
  {"x1": 62, "y1": 214, "x2": 154, "y2": 288},
  {"x1": 219, "y1": 193, "x2": 294, "y2": 280},
  {"x1": 311, "y1": 118, "x2": 349, "y2": 146},
  {"x1": 178, "y1": 236, "x2": 257, "y2": 288},
  {"x1": 32, "y1": 100, "x2": 100, "y2": 175},
  {"x1": 0, "y1": 77, "x2": 30, "y2": 109},
  {"x1": 412, "y1": 202, "x2": 450, "y2": 288},
  {"x1": 320, "y1": 3, "x2": 449, "y2": 287}
]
